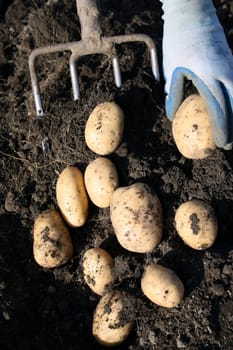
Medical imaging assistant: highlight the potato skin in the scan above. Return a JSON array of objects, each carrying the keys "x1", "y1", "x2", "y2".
[
  {"x1": 33, "y1": 209, "x2": 73, "y2": 268},
  {"x1": 82, "y1": 248, "x2": 115, "y2": 295},
  {"x1": 172, "y1": 94, "x2": 216, "y2": 159},
  {"x1": 84, "y1": 157, "x2": 119, "y2": 208},
  {"x1": 56, "y1": 166, "x2": 88, "y2": 227},
  {"x1": 85, "y1": 101, "x2": 124, "y2": 155},
  {"x1": 110, "y1": 183, "x2": 163, "y2": 253},
  {"x1": 175, "y1": 199, "x2": 218, "y2": 250},
  {"x1": 141, "y1": 264, "x2": 184, "y2": 308},
  {"x1": 92, "y1": 290, "x2": 134, "y2": 347}
]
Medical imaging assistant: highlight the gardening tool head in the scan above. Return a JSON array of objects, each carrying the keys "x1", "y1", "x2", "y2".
[{"x1": 28, "y1": 0, "x2": 159, "y2": 116}]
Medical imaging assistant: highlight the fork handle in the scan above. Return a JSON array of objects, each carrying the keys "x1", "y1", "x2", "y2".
[{"x1": 76, "y1": 0, "x2": 102, "y2": 41}]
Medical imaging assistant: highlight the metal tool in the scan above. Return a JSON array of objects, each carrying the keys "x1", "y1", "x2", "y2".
[{"x1": 29, "y1": 0, "x2": 159, "y2": 116}]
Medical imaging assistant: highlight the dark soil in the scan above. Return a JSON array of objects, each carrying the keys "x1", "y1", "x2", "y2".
[{"x1": 0, "y1": 1, "x2": 233, "y2": 349}]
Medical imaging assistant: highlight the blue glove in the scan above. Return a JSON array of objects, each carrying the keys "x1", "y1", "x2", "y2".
[{"x1": 161, "y1": 0, "x2": 233, "y2": 149}]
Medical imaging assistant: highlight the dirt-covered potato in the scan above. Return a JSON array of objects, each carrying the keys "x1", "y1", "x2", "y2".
[
  {"x1": 172, "y1": 94, "x2": 216, "y2": 159},
  {"x1": 56, "y1": 166, "x2": 88, "y2": 227},
  {"x1": 175, "y1": 199, "x2": 218, "y2": 250},
  {"x1": 82, "y1": 248, "x2": 115, "y2": 295},
  {"x1": 84, "y1": 157, "x2": 119, "y2": 208},
  {"x1": 33, "y1": 209, "x2": 73, "y2": 268},
  {"x1": 85, "y1": 101, "x2": 124, "y2": 155},
  {"x1": 110, "y1": 183, "x2": 163, "y2": 253},
  {"x1": 92, "y1": 290, "x2": 134, "y2": 346},
  {"x1": 141, "y1": 263, "x2": 184, "y2": 308}
]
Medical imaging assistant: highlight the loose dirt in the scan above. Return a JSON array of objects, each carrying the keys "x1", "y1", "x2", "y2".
[{"x1": 0, "y1": 1, "x2": 233, "y2": 349}]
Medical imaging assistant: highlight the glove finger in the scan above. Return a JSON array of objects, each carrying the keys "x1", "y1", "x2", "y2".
[
  {"x1": 165, "y1": 67, "x2": 232, "y2": 148},
  {"x1": 221, "y1": 83, "x2": 233, "y2": 149},
  {"x1": 194, "y1": 80, "x2": 229, "y2": 148},
  {"x1": 180, "y1": 68, "x2": 229, "y2": 148},
  {"x1": 164, "y1": 67, "x2": 184, "y2": 121}
]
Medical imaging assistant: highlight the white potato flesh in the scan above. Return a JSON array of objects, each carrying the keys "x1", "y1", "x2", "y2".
[
  {"x1": 82, "y1": 248, "x2": 115, "y2": 295},
  {"x1": 92, "y1": 290, "x2": 134, "y2": 346},
  {"x1": 33, "y1": 209, "x2": 73, "y2": 268},
  {"x1": 85, "y1": 101, "x2": 124, "y2": 155},
  {"x1": 84, "y1": 157, "x2": 119, "y2": 208},
  {"x1": 172, "y1": 94, "x2": 216, "y2": 159},
  {"x1": 141, "y1": 263, "x2": 184, "y2": 308},
  {"x1": 175, "y1": 199, "x2": 218, "y2": 250},
  {"x1": 110, "y1": 183, "x2": 163, "y2": 253},
  {"x1": 56, "y1": 166, "x2": 88, "y2": 227}
]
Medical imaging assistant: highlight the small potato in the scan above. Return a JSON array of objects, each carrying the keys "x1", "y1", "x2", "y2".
[
  {"x1": 172, "y1": 94, "x2": 216, "y2": 159},
  {"x1": 175, "y1": 199, "x2": 218, "y2": 250},
  {"x1": 92, "y1": 290, "x2": 134, "y2": 347},
  {"x1": 84, "y1": 157, "x2": 119, "y2": 208},
  {"x1": 110, "y1": 183, "x2": 163, "y2": 253},
  {"x1": 33, "y1": 209, "x2": 73, "y2": 268},
  {"x1": 85, "y1": 101, "x2": 124, "y2": 155},
  {"x1": 56, "y1": 166, "x2": 88, "y2": 227},
  {"x1": 82, "y1": 248, "x2": 115, "y2": 295},
  {"x1": 141, "y1": 263, "x2": 184, "y2": 308}
]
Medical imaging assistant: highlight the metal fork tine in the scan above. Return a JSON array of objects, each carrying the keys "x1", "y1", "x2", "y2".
[
  {"x1": 70, "y1": 54, "x2": 80, "y2": 100},
  {"x1": 150, "y1": 47, "x2": 160, "y2": 82},
  {"x1": 112, "y1": 56, "x2": 122, "y2": 88},
  {"x1": 29, "y1": 53, "x2": 44, "y2": 116},
  {"x1": 33, "y1": 81, "x2": 44, "y2": 117}
]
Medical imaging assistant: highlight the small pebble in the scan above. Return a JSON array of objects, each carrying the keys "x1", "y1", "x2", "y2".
[
  {"x1": 210, "y1": 282, "x2": 225, "y2": 296},
  {"x1": 176, "y1": 337, "x2": 186, "y2": 349},
  {"x1": 148, "y1": 330, "x2": 156, "y2": 345},
  {"x1": 222, "y1": 265, "x2": 231, "y2": 276},
  {"x1": 3, "y1": 311, "x2": 10, "y2": 321}
]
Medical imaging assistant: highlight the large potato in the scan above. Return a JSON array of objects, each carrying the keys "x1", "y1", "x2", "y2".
[
  {"x1": 141, "y1": 263, "x2": 184, "y2": 308},
  {"x1": 56, "y1": 166, "x2": 88, "y2": 227},
  {"x1": 92, "y1": 290, "x2": 134, "y2": 346},
  {"x1": 84, "y1": 157, "x2": 119, "y2": 208},
  {"x1": 33, "y1": 209, "x2": 73, "y2": 268},
  {"x1": 175, "y1": 199, "x2": 218, "y2": 250},
  {"x1": 172, "y1": 94, "x2": 216, "y2": 159},
  {"x1": 82, "y1": 248, "x2": 115, "y2": 295},
  {"x1": 110, "y1": 183, "x2": 163, "y2": 253},
  {"x1": 85, "y1": 101, "x2": 124, "y2": 155}
]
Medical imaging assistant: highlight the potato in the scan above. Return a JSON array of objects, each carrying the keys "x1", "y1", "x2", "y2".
[
  {"x1": 172, "y1": 94, "x2": 216, "y2": 159},
  {"x1": 141, "y1": 263, "x2": 184, "y2": 308},
  {"x1": 56, "y1": 166, "x2": 88, "y2": 227},
  {"x1": 85, "y1": 101, "x2": 124, "y2": 155},
  {"x1": 84, "y1": 157, "x2": 119, "y2": 208},
  {"x1": 174, "y1": 199, "x2": 218, "y2": 250},
  {"x1": 82, "y1": 248, "x2": 115, "y2": 295},
  {"x1": 33, "y1": 209, "x2": 73, "y2": 268},
  {"x1": 92, "y1": 290, "x2": 134, "y2": 346},
  {"x1": 110, "y1": 183, "x2": 163, "y2": 253}
]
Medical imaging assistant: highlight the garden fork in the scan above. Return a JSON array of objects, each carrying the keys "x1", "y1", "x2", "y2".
[{"x1": 29, "y1": 0, "x2": 159, "y2": 116}]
